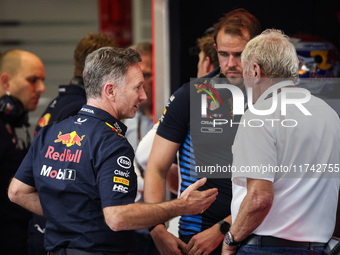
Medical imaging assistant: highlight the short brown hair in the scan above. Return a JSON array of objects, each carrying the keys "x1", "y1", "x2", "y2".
[
  {"x1": 197, "y1": 34, "x2": 219, "y2": 69},
  {"x1": 129, "y1": 42, "x2": 152, "y2": 56},
  {"x1": 213, "y1": 8, "x2": 262, "y2": 44},
  {"x1": 73, "y1": 33, "x2": 117, "y2": 77},
  {"x1": 129, "y1": 42, "x2": 152, "y2": 66}
]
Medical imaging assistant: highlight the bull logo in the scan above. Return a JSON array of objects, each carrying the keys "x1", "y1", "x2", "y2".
[
  {"x1": 37, "y1": 113, "x2": 51, "y2": 128},
  {"x1": 54, "y1": 131, "x2": 85, "y2": 147}
]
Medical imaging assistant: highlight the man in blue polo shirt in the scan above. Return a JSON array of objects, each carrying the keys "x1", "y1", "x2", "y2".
[{"x1": 8, "y1": 47, "x2": 218, "y2": 255}]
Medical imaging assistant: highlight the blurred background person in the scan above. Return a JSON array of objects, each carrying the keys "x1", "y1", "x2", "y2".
[
  {"x1": 35, "y1": 33, "x2": 117, "y2": 135},
  {"x1": 124, "y1": 42, "x2": 153, "y2": 151},
  {"x1": 196, "y1": 28, "x2": 219, "y2": 78},
  {"x1": 0, "y1": 49, "x2": 45, "y2": 255}
]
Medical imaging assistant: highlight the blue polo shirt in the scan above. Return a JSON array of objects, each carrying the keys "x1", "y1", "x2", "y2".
[{"x1": 15, "y1": 105, "x2": 137, "y2": 253}]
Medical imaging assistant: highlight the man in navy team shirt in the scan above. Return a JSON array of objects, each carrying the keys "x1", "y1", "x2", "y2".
[
  {"x1": 29, "y1": 32, "x2": 117, "y2": 255},
  {"x1": 8, "y1": 47, "x2": 217, "y2": 255}
]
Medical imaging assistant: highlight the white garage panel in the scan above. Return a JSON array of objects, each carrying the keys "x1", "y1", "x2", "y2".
[{"x1": 0, "y1": 0, "x2": 99, "y2": 136}]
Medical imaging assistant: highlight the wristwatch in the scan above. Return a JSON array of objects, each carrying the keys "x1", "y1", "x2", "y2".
[
  {"x1": 224, "y1": 231, "x2": 240, "y2": 246},
  {"x1": 218, "y1": 220, "x2": 230, "y2": 235}
]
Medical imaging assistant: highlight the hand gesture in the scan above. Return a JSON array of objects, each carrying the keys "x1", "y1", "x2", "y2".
[{"x1": 179, "y1": 178, "x2": 218, "y2": 215}]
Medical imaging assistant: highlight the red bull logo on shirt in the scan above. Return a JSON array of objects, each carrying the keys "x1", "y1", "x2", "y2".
[
  {"x1": 45, "y1": 146, "x2": 82, "y2": 163},
  {"x1": 37, "y1": 113, "x2": 51, "y2": 128},
  {"x1": 54, "y1": 131, "x2": 85, "y2": 147}
]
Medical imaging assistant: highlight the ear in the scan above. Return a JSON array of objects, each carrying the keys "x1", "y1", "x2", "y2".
[
  {"x1": 214, "y1": 43, "x2": 218, "y2": 51},
  {"x1": 103, "y1": 83, "x2": 116, "y2": 100},
  {"x1": 0, "y1": 72, "x2": 11, "y2": 91},
  {"x1": 204, "y1": 56, "x2": 212, "y2": 73},
  {"x1": 253, "y1": 63, "x2": 262, "y2": 78},
  {"x1": 205, "y1": 57, "x2": 216, "y2": 74},
  {"x1": 253, "y1": 63, "x2": 262, "y2": 84}
]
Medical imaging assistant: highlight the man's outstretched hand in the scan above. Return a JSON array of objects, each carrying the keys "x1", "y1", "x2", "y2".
[{"x1": 179, "y1": 177, "x2": 218, "y2": 215}]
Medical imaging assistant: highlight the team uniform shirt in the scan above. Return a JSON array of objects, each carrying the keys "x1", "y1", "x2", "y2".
[
  {"x1": 231, "y1": 81, "x2": 340, "y2": 242},
  {"x1": 157, "y1": 68, "x2": 244, "y2": 237},
  {"x1": 31, "y1": 81, "x2": 87, "y2": 253},
  {"x1": 35, "y1": 83, "x2": 86, "y2": 136},
  {"x1": 15, "y1": 105, "x2": 137, "y2": 253}
]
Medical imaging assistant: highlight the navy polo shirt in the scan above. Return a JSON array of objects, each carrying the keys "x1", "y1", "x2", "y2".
[
  {"x1": 34, "y1": 84, "x2": 86, "y2": 136},
  {"x1": 15, "y1": 105, "x2": 137, "y2": 253}
]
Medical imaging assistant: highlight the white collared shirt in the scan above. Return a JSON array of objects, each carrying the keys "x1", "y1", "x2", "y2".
[{"x1": 231, "y1": 81, "x2": 340, "y2": 242}]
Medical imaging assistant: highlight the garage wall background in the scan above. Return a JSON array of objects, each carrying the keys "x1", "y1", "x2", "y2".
[
  {"x1": 0, "y1": 0, "x2": 99, "y2": 134},
  {"x1": 0, "y1": 0, "x2": 339, "y2": 135},
  {"x1": 0, "y1": 0, "x2": 152, "y2": 136}
]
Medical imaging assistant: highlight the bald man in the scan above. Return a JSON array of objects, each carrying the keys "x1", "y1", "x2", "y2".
[{"x1": 0, "y1": 49, "x2": 45, "y2": 255}]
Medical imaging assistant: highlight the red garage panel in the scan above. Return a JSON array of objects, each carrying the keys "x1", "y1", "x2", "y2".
[{"x1": 99, "y1": 0, "x2": 132, "y2": 47}]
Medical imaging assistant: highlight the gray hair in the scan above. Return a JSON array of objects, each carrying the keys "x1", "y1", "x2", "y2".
[
  {"x1": 83, "y1": 46, "x2": 141, "y2": 98},
  {"x1": 241, "y1": 29, "x2": 299, "y2": 83}
]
